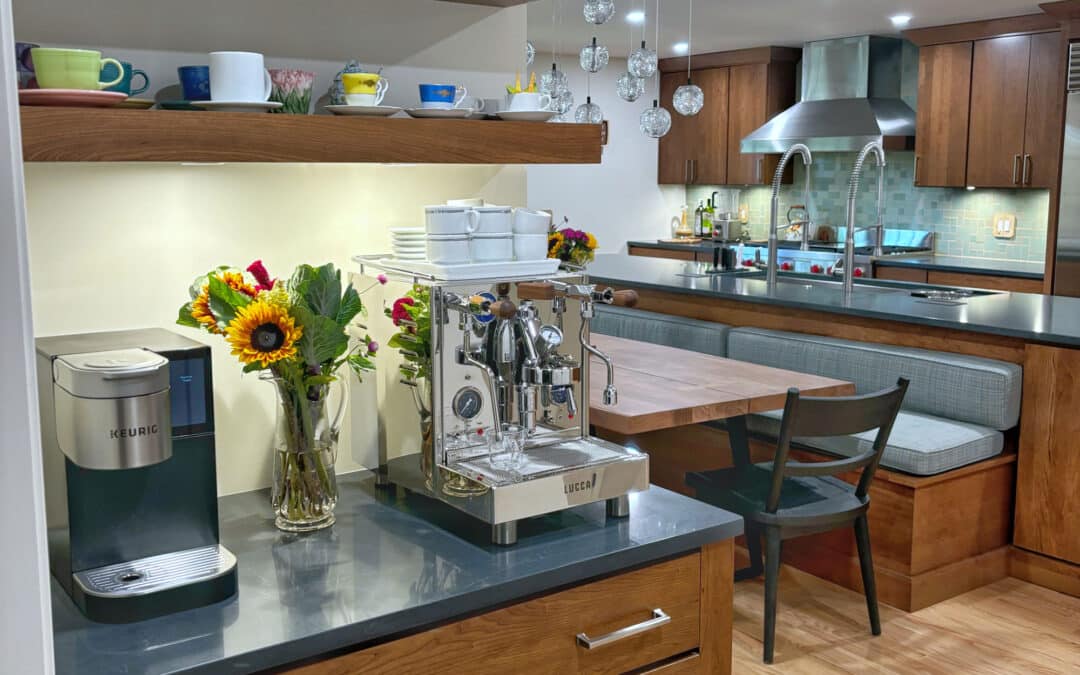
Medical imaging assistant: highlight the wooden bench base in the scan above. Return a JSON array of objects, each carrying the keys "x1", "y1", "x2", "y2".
[{"x1": 598, "y1": 424, "x2": 1016, "y2": 612}]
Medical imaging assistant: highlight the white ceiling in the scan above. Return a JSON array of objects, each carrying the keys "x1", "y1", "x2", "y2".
[{"x1": 528, "y1": 0, "x2": 1044, "y2": 60}]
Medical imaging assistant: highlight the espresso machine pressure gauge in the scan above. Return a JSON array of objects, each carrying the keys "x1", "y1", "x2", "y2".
[{"x1": 452, "y1": 386, "x2": 484, "y2": 420}]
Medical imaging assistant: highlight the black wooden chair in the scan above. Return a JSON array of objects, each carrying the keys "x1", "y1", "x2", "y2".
[{"x1": 687, "y1": 378, "x2": 909, "y2": 664}]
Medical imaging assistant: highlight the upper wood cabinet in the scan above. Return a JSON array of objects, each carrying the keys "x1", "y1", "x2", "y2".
[
  {"x1": 908, "y1": 21, "x2": 1064, "y2": 190},
  {"x1": 914, "y1": 43, "x2": 973, "y2": 187},
  {"x1": 657, "y1": 47, "x2": 798, "y2": 187}
]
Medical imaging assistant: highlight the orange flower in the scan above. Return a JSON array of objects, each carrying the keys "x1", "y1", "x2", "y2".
[
  {"x1": 190, "y1": 285, "x2": 221, "y2": 333},
  {"x1": 220, "y1": 271, "x2": 258, "y2": 297}
]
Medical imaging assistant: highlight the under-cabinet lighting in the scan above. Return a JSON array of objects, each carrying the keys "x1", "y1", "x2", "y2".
[
  {"x1": 626, "y1": 10, "x2": 645, "y2": 24},
  {"x1": 179, "y1": 162, "x2": 225, "y2": 167},
  {"x1": 966, "y1": 186, "x2": 976, "y2": 191},
  {"x1": 890, "y1": 14, "x2": 912, "y2": 28},
  {"x1": 672, "y1": 42, "x2": 689, "y2": 54}
]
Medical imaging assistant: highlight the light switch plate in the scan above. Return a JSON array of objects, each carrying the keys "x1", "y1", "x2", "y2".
[{"x1": 993, "y1": 213, "x2": 1017, "y2": 239}]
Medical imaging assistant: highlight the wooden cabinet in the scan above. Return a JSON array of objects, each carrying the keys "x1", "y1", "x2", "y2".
[
  {"x1": 874, "y1": 265, "x2": 1045, "y2": 293},
  {"x1": 629, "y1": 245, "x2": 697, "y2": 262},
  {"x1": 967, "y1": 33, "x2": 1063, "y2": 188},
  {"x1": 914, "y1": 43, "x2": 973, "y2": 187},
  {"x1": 657, "y1": 48, "x2": 797, "y2": 187},
  {"x1": 1016, "y1": 345, "x2": 1080, "y2": 565},
  {"x1": 283, "y1": 542, "x2": 734, "y2": 675}
]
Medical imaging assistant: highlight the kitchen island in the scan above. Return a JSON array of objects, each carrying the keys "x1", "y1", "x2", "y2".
[
  {"x1": 51, "y1": 470, "x2": 743, "y2": 675},
  {"x1": 585, "y1": 253, "x2": 1080, "y2": 605}
]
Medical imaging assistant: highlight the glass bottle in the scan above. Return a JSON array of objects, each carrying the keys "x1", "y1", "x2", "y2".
[
  {"x1": 703, "y1": 198, "x2": 714, "y2": 238},
  {"x1": 693, "y1": 200, "x2": 704, "y2": 237}
]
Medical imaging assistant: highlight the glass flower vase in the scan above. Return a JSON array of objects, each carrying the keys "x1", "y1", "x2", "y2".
[
  {"x1": 409, "y1": 376, "x2": 486, "y2": 498},
  {"x1": 267, "y1": 373, "x2": 349, "y2": 532}
]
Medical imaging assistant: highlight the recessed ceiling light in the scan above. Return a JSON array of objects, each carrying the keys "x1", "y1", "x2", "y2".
[
  {"x1": 626, "y1": 10, "x2": 645, "y2": 24},
  {"x1": 890, "y1": 14, "x2": 912, "y2": 28},
  {"x1": 672, "y1": 42, "x2": 689, "y2": 54}
]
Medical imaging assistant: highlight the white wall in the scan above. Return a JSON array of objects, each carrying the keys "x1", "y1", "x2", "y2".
[
  {"x1": 0, "y1": 0, "x2": 53, "y2": 671},
  {"x1": 527, "y1": 58, "x2": 685, "y2": 252}
]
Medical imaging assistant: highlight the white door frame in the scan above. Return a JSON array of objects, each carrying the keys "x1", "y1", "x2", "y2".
[{"x1": 0, "y1": 1, "x2": 55, "y2": 672}]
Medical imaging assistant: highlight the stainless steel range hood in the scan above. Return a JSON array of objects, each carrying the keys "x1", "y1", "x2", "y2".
[{"x1": 742, "y1": 35, "x2": 917, "y2": 153}]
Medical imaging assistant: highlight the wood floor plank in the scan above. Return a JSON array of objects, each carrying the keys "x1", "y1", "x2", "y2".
[{"x1": 733, "y1": 564, "x2": 1080, "y2": 673}]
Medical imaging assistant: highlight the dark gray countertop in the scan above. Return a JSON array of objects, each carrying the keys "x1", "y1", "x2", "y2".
[
  {"x1": 587, "y1": 254, "x2": 1080, "y2": 348},
  {"x1": 51, "y1": 471, "x2": 742, "y2": 675},
  {"x1": 874, "y1": 254, "x2": 1045, "y2": 280},
  {"x1": 628, "y1": 239, "x2": 727, "y2": 254}
]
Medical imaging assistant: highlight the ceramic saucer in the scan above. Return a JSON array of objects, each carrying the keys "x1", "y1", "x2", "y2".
[
  {"x1": 157, "y1": 100, "x2": 203, "y2": 111},
  {"x1": 325, "y1": 104, "x2": 402, "y2": 117},
  {"x1": 404, "y1": 107, "x2": 474, "y2": 119},
  {"x1": 193, "y1": 100, "x2": 283, "y2": 113},
  {"x1": 114, "y1": 97, "x2": 155, "y2": 110},
  {"x1": 18, "y1": 89, "x2": 126, "y2": 107},
  {"x1": 495, "y1": 110, "x2": 557, "y2": 122}
]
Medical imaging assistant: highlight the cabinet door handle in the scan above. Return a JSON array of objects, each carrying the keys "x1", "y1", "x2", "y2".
[
  {"x1": 1013, "y1": 154, "x2": 1022, "y2": 185},
  {"x1": 576, "y1": 609, "x2": 671, "y2": 649},
  {"x1": 1023, "y1": 154, "x2": 1032, "y2": 186},
  {"x1": 756, "y1": 157, "x2": 764, "y2": 184},
  {"x1": 914, "y1": 155, "x2": 921, "y2": 184},
  {"x1": 691, "y1": 159, "x2": 697, "y2": 184},
  {"x1": 684, "y1": 159, "x2": 690, "y2": 184}
]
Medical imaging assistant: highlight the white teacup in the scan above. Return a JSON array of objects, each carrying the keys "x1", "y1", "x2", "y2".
[
  {"x1": 473, "y1": 206, "x2": 512, "y2": 234},
  {"x1": 470, "y1": 233, "x2": 513, "y2": 262},
  {"x1": 209, "y1": 51, "x2": 271, "y2": 102},
  {"x1": 425, "y1": 206, "x2": 479, "y2": 235},
  {"x1": 513, "y1": 208, "x2": 552, "y2": 234},
  {"x1": 447, "y1": 198, "x2": 484, "y2": 207},
  {"x1": 514, "y1": 233, "x2": 549, "y2": 261},
  {"x1": 505, "y1": 92, "x2": 552, "y2": 112},
  {"x1": 427, "y1": 234, "x2": 471, "y2": 264}
]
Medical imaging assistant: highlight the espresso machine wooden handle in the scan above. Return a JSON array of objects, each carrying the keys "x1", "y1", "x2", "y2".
[
  {"x1": 515, "y1": 281, "x2": 556, "y2": 301},
  {"x1": 610, "y1": 290, "x2": 639, "y2": 308},
  {"x1": 492, "y1": 298, "x2": 518, "y2": 320}
]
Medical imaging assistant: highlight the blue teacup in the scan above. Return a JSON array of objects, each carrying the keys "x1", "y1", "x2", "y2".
[
  {"x1": 102, "y1": 60, "x2": 149, "y2": 96},
  {"x1": 419, "y1": 83, "x2": 466, "y2": 109},
  {"x1": 178, "y1": 65, "x2": 211, "y2": 101}
]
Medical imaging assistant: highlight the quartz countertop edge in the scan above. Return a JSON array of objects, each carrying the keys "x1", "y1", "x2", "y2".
[
  {"x1": 586, "y1": 254, "x2": 1080, "y2": 348},
  {"x1": 51, "y1": 471, "x2": 743, "y2": 675}
]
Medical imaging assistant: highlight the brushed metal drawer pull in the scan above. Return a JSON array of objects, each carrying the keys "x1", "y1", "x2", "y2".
[
  {"x1": 576, "y1": 608, "x2": 671, "y2": 649},
  {"x1": 1013, "y1": 154, "x2": 1021, "y2": 185},
  {"x1": 1023, "y1": 154, "x2": 1032, "y2": 185}
]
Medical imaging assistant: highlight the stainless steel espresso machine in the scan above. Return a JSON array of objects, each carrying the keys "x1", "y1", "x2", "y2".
[
  {"x1": 358, "y1": 260, "x2": 650, "y2": 545},
  {"x1": 37, "y1": 328, "x2": 237, "y2": 623}
]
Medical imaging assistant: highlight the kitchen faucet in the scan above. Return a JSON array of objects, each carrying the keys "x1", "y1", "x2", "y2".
[
  {"x1": 767, "y1": 144, "x2": 813, "y2": 286},
  {"x1": 843, "y1": 140, "x2": 886, "y2": 294}
]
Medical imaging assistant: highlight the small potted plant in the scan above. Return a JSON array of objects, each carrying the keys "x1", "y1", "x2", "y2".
[{"x1": 548, "y1": 218, "x2": 599, "y2": 267}]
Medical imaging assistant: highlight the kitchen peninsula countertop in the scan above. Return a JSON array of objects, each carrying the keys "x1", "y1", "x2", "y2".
[
  {"x1": 587, "y1": 254, "x2": 1080, "y2": 348},
  {"x1": 873, "y1": 254, "x2": 1045, "y2": 280},
  {"x1": 51, "y1": 471, "x2": 742, "y2": 675}
]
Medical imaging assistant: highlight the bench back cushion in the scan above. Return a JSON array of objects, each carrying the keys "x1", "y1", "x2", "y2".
[
  {"x1": 727, "y1": 327, "x2": 1022, "y2": 430},
  {"x1": 592, "y1": 305, "x2": 730, "y2": 357}
]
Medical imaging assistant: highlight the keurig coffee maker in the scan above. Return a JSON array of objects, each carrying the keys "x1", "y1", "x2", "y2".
[{"x1": 37, "y1": 328, "x2": 237, "y2": 623}]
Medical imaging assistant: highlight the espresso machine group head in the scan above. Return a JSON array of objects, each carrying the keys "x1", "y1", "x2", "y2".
[
  {"x1": 359, "y1": 259, "x2": 649, "y2": 546},
  {"x1": 37, "y1": 328, "x2": 237, "y2": 623}
]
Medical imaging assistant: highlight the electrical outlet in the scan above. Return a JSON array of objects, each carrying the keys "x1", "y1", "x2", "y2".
[{"x1": 993, "y1": 213, "x2": 1017, "y2": 240}]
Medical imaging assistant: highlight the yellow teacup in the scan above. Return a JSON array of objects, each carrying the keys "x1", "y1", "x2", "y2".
[{"x1": 342, "y1": 72, "x2": 388, "y2": 106}]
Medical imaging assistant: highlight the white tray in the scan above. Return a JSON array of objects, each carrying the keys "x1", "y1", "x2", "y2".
[{"x1": 353, "y1": 256, "x2": 560, "y2": 280}]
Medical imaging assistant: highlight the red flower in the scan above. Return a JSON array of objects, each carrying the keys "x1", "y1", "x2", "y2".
[
  {"x1": 246, "y1": 260, "x2": 276, "y2": 292},
  {"x1": 391, "y1": 297, "x2": 415, "y2": 325}
]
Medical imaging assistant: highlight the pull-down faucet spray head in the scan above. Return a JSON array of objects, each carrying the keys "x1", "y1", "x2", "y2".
[{"x1": 767, "y1": 144, "x2": 813, "y2": 286}]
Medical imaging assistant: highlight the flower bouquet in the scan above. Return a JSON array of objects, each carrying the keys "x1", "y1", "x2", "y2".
[
  {"x1": 177, "y1": 261, "x2": 379, "y2": 532},
  {"x1": 548, "y1": 223, "x2": 599, "y2": 266}
]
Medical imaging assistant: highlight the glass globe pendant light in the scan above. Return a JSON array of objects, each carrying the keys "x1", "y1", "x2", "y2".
[
  {"x1": 575, "y1": 96, "x2": 603, "y2": 124},
  {"x1": 580, "y1": 37, "x2": 609, "y2": 73},
  {"x1": 553, "y1": 90, "x2": 575, "y2": 122},
  {"x1": 539, "y1": 62, "x2": 569, "y2": 97},
  {"x1": 616, "y1": 71, "x2": 645, "y2": 102},
  {"x1": 583, "y1": 0, "x2": 615, "y2": 25},
  {"x1": 525, "y1": 40, "x2": 535, "y2": 67},
  {"x1": 628, "y1": 40, "x2": 658, "y2": 79},
  {"x1": 640, "y1": 100, "x2": 672, "y2": 138},
  {"x1": 672, "y1": 0, "x2": 704, "y2": 116}
]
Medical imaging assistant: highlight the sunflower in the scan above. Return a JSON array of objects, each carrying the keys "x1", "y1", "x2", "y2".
[
  {"x1": 585, "y1": 233, "x2": 598, "y2": 250},
  {"x1": 190, "y1": 285, "x2": 221, "y2": 333},
  {"x1": 220, "y1": 271, "x2": 258, "y2": 298},
  {"x1": 225, "y1": 300, "x2": 302, "y2": 368}
]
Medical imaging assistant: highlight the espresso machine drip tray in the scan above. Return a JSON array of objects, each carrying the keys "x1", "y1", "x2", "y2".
[
  {"x1": 73, "y1": 545, "x2": 237, "y2": 599},
  {"x1": 453, "y1": 437, "x2": 638, "y2": 486}
]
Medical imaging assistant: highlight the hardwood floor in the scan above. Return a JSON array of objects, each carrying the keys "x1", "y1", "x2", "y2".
[{"x1": 732, "y1": 564, "x2": 1080, "y2": 673}]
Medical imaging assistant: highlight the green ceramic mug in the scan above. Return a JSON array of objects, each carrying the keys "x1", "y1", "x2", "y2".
[{"x1": 30, "y1": 48, "x2": 124, "y2": 90}]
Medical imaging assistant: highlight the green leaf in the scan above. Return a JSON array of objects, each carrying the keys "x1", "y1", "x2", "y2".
[
  {"x1": 242, "y1": 361, "x2": 264, "y2": 374},
  {"x1": 348, "y1": 353, "x2": 375, "y2": 381},
  {"x1": 289, "y1": 264, "x2": 315, "y2": 305},
  {"x1": 303, "y1": 263, "x2": 342, "y2": 319},
  {"x1": 293, "y1": 305, "x2": 349, "y2": 366},
  {"x1": 207, "y1": 275, "x2": 252, "y2": 327},
  {"x1": 176, "y1": 302, "x2": 201, "y2": 329},
  {"x1": 336, "y1": 283, "x2": 363, "y2": 328},
  {"x1": 304, "y1": 374, "x2": 337, "y2": 387}
]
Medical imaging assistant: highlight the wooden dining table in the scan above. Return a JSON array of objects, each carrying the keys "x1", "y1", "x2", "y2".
[{"x1": 587, "y1": 334, "x2": 855, "y2": 468}]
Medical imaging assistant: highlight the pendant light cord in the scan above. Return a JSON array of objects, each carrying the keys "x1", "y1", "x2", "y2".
[{"x1": 687, "y1": 0, "x2": 693, "y2": 82}]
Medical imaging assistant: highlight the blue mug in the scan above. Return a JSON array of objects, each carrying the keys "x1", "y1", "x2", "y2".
[
  {"x1": 178, "y1": 65, "x2": 211, "y2": 101},
  {"x1": 102, "y1": 60, "x2": 149, "y2": 96},
  {"x1": 419, "y1": 83, "x2": 466, "y2": 110},
  {"x1": 16, "y1": 41, "x2": 37, "y2": 88}
]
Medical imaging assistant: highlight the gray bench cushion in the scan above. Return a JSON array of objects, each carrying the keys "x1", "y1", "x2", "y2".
[
  {"x1": 727, "y1": 327, "x2": 1022, "y2": 430},
  {"x1": 745, "y1": 409, "x2": 1005, "y2": 476},
  {"x1": 592, "y1": 305, "x2": 730, "y2": 357}
]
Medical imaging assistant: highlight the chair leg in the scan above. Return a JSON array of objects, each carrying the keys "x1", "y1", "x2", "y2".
[
  {"x1": 736, "y1": 522, "x2": 764, "y2": 581},
  {"x1": 762, "y1": 527, "x2": 782, "y2": 664},
  {"x1": 854, "y1": 515, "x2": 881, "y2": 636}
]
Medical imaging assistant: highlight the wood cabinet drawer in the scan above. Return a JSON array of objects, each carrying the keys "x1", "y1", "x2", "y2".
[
  {"x1": 629, "y1": 246, "x2": 697, "y2": 262},
  {"x1": 926, "y1": 270, "x2": 1043, "y2": 294},
  {"x1": 634, "y1": 652, "x2": 701, "y2": 673},
  {"x1": 287, "y1": 552, "x2": 703, "y2": 675}
]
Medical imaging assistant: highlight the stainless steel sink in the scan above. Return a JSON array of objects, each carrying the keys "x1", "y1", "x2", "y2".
[{"x1": 771, "y1": 278, "x2": 904, "y2": 294}]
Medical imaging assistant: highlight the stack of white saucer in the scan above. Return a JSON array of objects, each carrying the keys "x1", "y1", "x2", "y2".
[{"x1": 390, "y1": 228, "x2": 426, "y2": 260}]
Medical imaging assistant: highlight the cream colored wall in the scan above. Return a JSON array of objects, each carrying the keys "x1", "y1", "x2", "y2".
[{"x1": 25, "y1": 163, "x2": 525, "y2": 494}]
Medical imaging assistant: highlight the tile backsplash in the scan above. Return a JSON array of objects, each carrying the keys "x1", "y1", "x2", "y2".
[{"x1": 687, "y1": 151, "x2": 1049, "y2": 262}]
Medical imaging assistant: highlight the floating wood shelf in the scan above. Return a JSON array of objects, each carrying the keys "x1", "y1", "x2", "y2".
[{"x1": 19, "y1": 106, "x2": 602, "y2": 164}]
